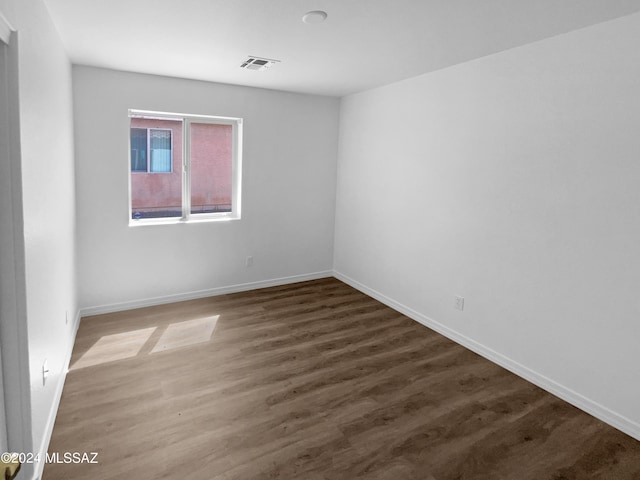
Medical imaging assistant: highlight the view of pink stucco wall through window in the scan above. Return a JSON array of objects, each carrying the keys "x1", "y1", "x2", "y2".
[{"x1": 130, "y1": 117, "x2": 232, "y2": 219}]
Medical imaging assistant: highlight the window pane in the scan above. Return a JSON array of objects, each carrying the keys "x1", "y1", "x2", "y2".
[
  {"x1": 130, "y1": 118, "x2": 183, "y2": 219},
  {"x1": 130, "y1": 128, "x2": 147, "y2": 172},
  {"x1": 190, "y1": 122, "x2": 233, "y2": 214},
  {"x1": 149, "y1": 129, "x2": 172, "y2": 173}
]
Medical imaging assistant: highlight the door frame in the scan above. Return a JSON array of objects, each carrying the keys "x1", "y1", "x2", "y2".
[{"x1": 0, "y1": 8, "x2": 33, "y2": 469}]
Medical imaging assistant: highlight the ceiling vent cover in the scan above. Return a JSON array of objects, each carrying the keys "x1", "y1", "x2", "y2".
[{"x1": 240, "y1": 56, "x2": 280, "y2": 71}]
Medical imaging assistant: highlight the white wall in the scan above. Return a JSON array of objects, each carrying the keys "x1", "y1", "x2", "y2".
[
  {"x1": 74, "y1": 66, "x2": 339, "y2": 312},
  {"x1": 0, "y1": 0, "x2": 78, "y2": 477},
  {"x1": 335, "y1": 12, "x2": 640, "y2": 438}
]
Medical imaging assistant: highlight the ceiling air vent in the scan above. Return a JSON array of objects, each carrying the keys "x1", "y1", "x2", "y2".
[{"x1": 240, "y1": 56, "x2": 280, "y2": 71}]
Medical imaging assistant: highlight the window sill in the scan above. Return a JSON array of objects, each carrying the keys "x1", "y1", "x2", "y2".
[{"x1": 128, "y1": 215, "x2": 240, "y2": 227}]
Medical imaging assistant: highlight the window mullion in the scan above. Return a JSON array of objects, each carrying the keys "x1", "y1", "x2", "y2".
[
  {"x1": 182, "y1": 119, "x2": 191, "y2": 220},
  {"x1": 146, "y1": 128, "x2": 151, "y2": 172}
]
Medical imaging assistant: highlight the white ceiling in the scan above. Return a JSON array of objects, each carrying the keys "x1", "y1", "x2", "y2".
[{"x1": 43, "y1": 0, "x2": 640, "y2": 97}]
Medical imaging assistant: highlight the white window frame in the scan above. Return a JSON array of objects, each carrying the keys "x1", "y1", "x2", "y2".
[{"x1": 128, "y1": 109, "x2": 243, "y2": 225}]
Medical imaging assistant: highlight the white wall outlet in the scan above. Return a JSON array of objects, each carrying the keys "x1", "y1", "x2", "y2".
[
  {"x1": 245, "y1": 256, "x2": 253, "y2": 267},
  {"x1": 454, "y1": 295, "x2": 465, "y2": 311},
  {"x1": 42, "y1": 359, "x2": 49, "y2": 386}
]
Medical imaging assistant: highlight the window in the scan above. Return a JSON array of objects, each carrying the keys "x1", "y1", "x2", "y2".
[
  {"x1": 130, "y1": 128, "x2": 173, "y2": 173},
  {"x1": 128, "y1": 110, "x2": 242, "y2": 222}
]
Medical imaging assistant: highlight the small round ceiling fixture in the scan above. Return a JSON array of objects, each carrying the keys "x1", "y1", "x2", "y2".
[{"x1": 302, "y1": 10, "x2": 328, "y2": 24}]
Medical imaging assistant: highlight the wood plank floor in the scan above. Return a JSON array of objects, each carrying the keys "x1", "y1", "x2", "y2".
[{"x1": 44, "y1": 278, "x2": 640, "y2": 479}]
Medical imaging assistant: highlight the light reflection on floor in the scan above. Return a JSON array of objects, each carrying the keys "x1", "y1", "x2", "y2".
[
  {"x1": 151, "y1": 315, "x2": 219, "y2": 354},
  {"x1": 72, "y1": 315, "x2": 220, "y2": 369},
  {"x1": 73, "y1": 327, "x2": 156, "y2": 369}
]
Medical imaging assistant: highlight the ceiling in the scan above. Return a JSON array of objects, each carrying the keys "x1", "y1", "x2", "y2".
[{"x1": 43, "y1": 0, "x2": 640, "y2": 97}]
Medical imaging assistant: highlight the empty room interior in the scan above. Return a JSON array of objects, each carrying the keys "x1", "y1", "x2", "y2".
[{"x1": 1, "y1": 0, "x2": 640, "y2": 479}]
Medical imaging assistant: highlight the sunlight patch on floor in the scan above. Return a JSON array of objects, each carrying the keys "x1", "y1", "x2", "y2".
[
  {"x1": 73, "y1": 327, "x2": 157, "y2": 369},
  {"x1": 150, "y1": 315, "x2": 219, "y2": 354}
]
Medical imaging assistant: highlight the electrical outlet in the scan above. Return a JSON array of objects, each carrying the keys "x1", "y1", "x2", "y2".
[
  {"x1": 454, "y1": 295, "x2": 465, "y2": 311},
  {"x1": 245, "y1": 256, "x2": 253, "y2": 267}
]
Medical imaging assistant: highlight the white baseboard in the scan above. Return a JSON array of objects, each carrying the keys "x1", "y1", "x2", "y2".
[
  {"x1": 333, "y1": 270, "x2": 640, "y2": 442},
  {"x1": 80, "y1": 271, "x2": 334, "y2": 317},
  {"x1": 33, "y1": 309, "x2": 81, "y2": 480}
]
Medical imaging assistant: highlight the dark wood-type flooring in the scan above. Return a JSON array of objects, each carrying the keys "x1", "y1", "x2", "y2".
[{"x1": 45, "y1": 278, "x2": 640, "y2": 479}]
